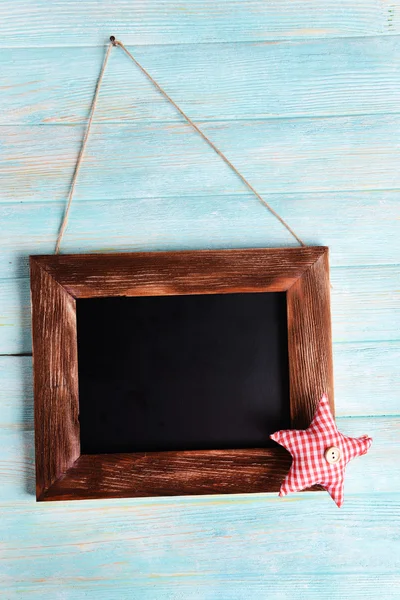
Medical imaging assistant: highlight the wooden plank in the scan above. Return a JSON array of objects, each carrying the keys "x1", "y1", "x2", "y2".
[
  {"x1": 0, "y1": 278, "x2": 32, "y2": 355},
  {"x1": 330, "y1": 266, "x2": 400, "y2": 343},
  {"x1": 1, "y1": 493, "x2": 400, "y2": 597},
  {"x1": 2, "y1": 38, "x2": 400, "y2": 124},
  {"x1": 0, "y1": 416, "x2": 398, "y2": 502},
  {"x1": 30, "y1": 258, "x2": 80, "y2": 500},
  {"x1": 0, "y1": 428, "x2": 35, "y2": 501},
  {"x1": 41, "y1": 449, "x2": 293, "y2": 502},
  {"x1": 2, "y1": 343, "x2": 398, "y2": 431},
  {"x1": 1, "y1": 115, "x2": 400, "y2": 203},
  {"x1": 2, "y1": 570, "x2": 399, "y2": 600},
  {"x1": 1, "y1": 265, "x2": 398, "y2": 354},
  {"x1": 287, "y1": 251, "x2": 333, "y2": 427},
  {"x1": 0, "y1": 191, "x2": 399, "y2": 280},
  {"x1": 2, "y1": 1, "x2": 400, "y2": 47},
  {"x1": 333, "y1": 341, "x2": 400, "y2": 416},
  {"x1": 32, "y1": 247, "x2": 325, "y2": 297},
  {"x1": 0, "y1": 356, "x2": 33, "y2": 428}
]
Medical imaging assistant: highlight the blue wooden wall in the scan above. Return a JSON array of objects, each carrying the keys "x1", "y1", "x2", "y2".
[{"x1": 1, "y1": 2, "x2": 399, "y2": 597}]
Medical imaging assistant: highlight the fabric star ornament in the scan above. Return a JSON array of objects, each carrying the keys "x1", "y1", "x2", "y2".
[{"x1": 270, "y1": 394, "x2": 372, "y2": 507}]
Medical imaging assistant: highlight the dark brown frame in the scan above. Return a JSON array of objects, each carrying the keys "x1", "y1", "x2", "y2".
[{"x1": 30, "y1": 247, "x2": 333, "y2": 502}]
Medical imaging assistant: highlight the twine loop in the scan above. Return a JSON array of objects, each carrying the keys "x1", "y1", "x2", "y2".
[{"x1": 55, "y1": 37, "x2": 305, "y2": 254}]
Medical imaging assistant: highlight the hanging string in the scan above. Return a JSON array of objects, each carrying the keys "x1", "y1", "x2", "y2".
[
  {"x1": 55, "y1": 43, "x2": 112, "y2": 254},
  {"x1": 55, "y1": 36, "x2": 305, "y2": 254}
]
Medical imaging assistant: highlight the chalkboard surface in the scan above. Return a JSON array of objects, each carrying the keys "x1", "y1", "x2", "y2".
[{"x1": 76, "y1": 292, "x2": 290, "y2": 454}]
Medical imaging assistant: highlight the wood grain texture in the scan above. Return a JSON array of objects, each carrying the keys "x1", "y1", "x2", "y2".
[
  {"x1": 30, "y1": 247, "x2": 331, "y2": 501},
  {"x1": 2, "y1": 264, "x2": 398, "y2": 355},
  {"x1": 3, "y1": 342, "x2": 399, "y2": 432},
  {"x1": 30, "y1": 258, "x2": 80, "y2": 499},
  {"x1": 287, "y1": 250, "x2": 333, "y2": 427},
  {"x1": 1, "y1": 191, "x2": 399, "y2": 281},
  {"x1": 2, "y1": 38, "x2": 400, "y2": 125},
  {"x1": 32, "y1": 247, "x2": 325, "y2": 297},
  {"x1": 1, "y1": 493, "x2": 400, "y2": 598},
  {"x1": 2, "y1": 0, "x2": 400, "y2": 47},
  {"x1": 41, "y1": 449, "x2": 293, "y2": 501},
  {"x1": 333, "y1": 341, "x2": 400, "y2": 416},
  {"x1": 2, "y1": 115, "x2": 400, "y2": 203},
  {"x1": 2, "y1": 572, "x2": 400, "y2": 600},
  {"x1": 0, "y1": 356, "x2": 34, "y2": 428},
  {"x1": 330, "y1": 265, "x2": 400, "y2": 343},
  {"x1": 1, "y1": 0, "x2": 399, "y2": 592},
  {"x1": 1, "y1": 415, "x2": 396, "y2": 503}
]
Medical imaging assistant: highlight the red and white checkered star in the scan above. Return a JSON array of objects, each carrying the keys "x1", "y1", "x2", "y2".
[{"x1": 270, "y1": 394, "x2": 372, "y2": 507}]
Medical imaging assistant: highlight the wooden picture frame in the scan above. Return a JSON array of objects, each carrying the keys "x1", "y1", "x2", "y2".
[{"x1": 30, "y1": 247, "x2": 333, "y2": 502}]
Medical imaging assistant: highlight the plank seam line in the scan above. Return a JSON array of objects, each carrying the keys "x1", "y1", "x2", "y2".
[
  {"x1": 3, "y1": 186, "x2": 400, "y2": 201},
  {"x1": 3, "y1": 110, "x2": 400, "y2": 126},
  {"x1": 3, "y1": 32, "x2": 400, "y2": 49},
  {"x1": 2, "y1": 187, "x2": 400, "y2": 204},
  {"x1": 2, "y1": 112, "x2": 400, "y2": 126},
  {"x1": 1, "y1": 337, "x2": 400, "y2": 359},
  {"x1": 1, "y1": 190, "x2": 400, "y2": 202},
  {"x1": 333, "y1": 339, "x2": 400, "y2": 345},
  {"x1": 0, "y1": 353, "x2": 32, "y2": 357}
]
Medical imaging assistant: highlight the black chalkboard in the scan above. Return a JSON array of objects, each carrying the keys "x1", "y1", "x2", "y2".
[{"x1": 76, "y1": 292, "x2": 290, "y2": 454}]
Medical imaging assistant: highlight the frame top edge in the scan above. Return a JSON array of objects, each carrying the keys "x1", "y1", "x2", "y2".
[{"x1": 29, "y1": 246, "x2": 328, "y2": 263}]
